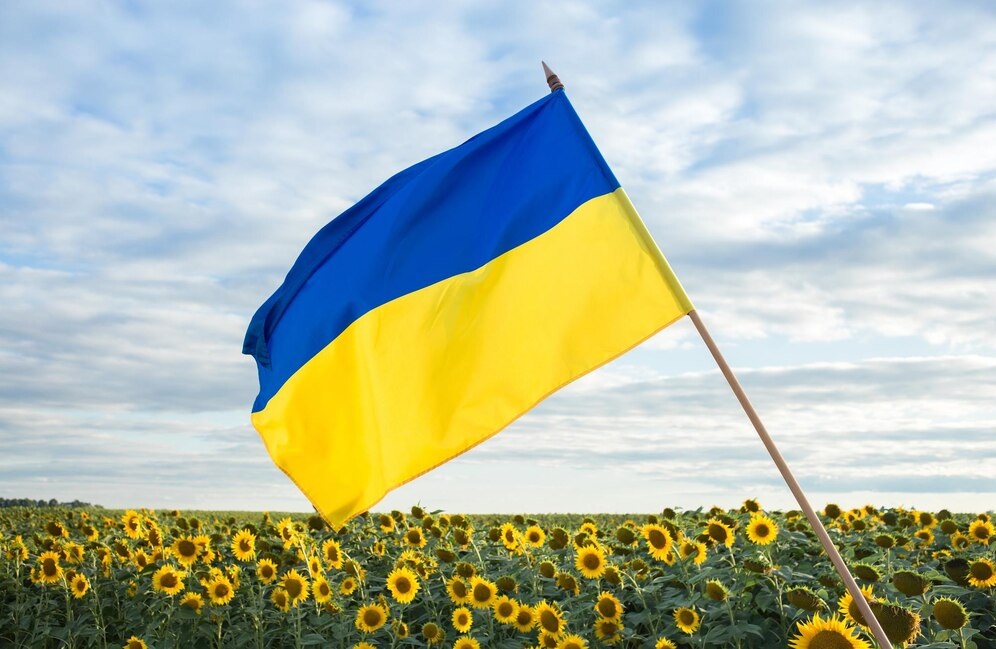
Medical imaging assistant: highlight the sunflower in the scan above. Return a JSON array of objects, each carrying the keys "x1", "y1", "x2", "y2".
[
  {"x1": 121, "y1": 511, "x2": 144, "y2": 540},
  {"x1": 642, "y1": 524, "x2": 674, "y2": 561},
  {"x1": 556, "y1": 571, "x2": 580, "y2": 595},
  {"x1": 171, "y1": 535, "x2": 200, "y2": 567},
  {"x1": 705, "y1": 519, "x2": 735, "y2": 548},
  {"x1": 468, "y1": 576, "x2": 497, "y2": 609},
  {"x1": 595, "y1": 591, "x2": 623, "y2": 619},
  {"x1": 404, "y1": 527, "x2": 426, "y2": 548},
  {"x1": 892, "y1": 571, "x2": 930, "y2": 597},
  {"x1": 38, "y1": 551, "x2": 63, "y2": 584},
  {"x1": 207, "y1": 574, "x2": 235, "y2": 606},
  {"x1": 742, "y1": 498, "x2": 761, "y2": 513},
  {"x1": 180, "y1": 592, "x2": 204, "y2": 614},
  {"x1": 392, "y1": 620, "x2": 409, "y2": 638},
  {"x1": 968, "y1": 558, "x2": 996, "y2": 588},
  {"x1": 152, "y1": 565, "x2": 185, "y2": 596},
  {"x1": 704, "y1": 579, "x2": 729, "y2": 602},
  {"x1": 312, "y1": 576, "x2": 333, "y2": 604},
  {"x1": 837, "y1": 584, "x2": 876, "y2": 627},
  {"x1": 575, "y1": 545, "x2": 607, "y2": 579},
  {"x1": 256, "y1": 558, "x2": 277, "y2": 584},
  {"x1": 340, "y1": 575, "x2": 359, "y2": 595},
  {"x1": 230, "y1": 529, "x2": 256, "y2": 562},
  {"x1": 62, "y1": 542, "x2": 84, "y2": 564},
  {"x1": 870, "y1": 601, "x2": 921, "y2": 647},
  {"x1": 352, "y1": 644, "x2": 375, "y2": 649},
  {"x1": 593, "y1": 617, "x2": 624, "y2": 645},
  {"x1": 679, "y1": 539, "x2": 708, "y2": 565},
  {"x1": 968, "y1": 519, "x2": 994, "y2": 544},
  {"x1": 580, "y1": 521, "x2": 598, "y2": 536},
  {"x1": 493, "y1": 595, "x2": 518, "y2": 624},
  {"x1": 514, "y1": 604, "x2": 536, "y2": 632},
  {"x1": 499, "y1": 522, "x2": 521, "y2": 550},
  {"x1": 452, "y1": 606, "x2": 473, "y2": 633},
  {"x1": 452, "y1": 637, "x2": 480, "y2": 649},
  {"x1": 282, "y1": 569, "x2": 310, "y2": 605},
  {"x1": 355, "y1": 603, "x2": 389, "y2": 633},
  {"x1": 788, "y1": 614, "x2": 870, "y2": 649},
  {"x1": 123, "y1": 637, "x2": 147, "y2": 649},
  {"x1": 932, "y1": 597, "x2": 968, "y2": 630},
  {"x1": 379, "y1": 514, "x2": 396, "y2": 533},
  {"x1": 131, "y1": 549, "x2": 150, "y2": 571},
  {"x1": 318, "y1": 537, "x2": 344, "y2": 569},
  {"x1": 950, "y1": 531, "x2": 970, "y2": 550},
  {"x1": 786, "y1": 587, "x2": 826, "y2": 612},
  {"x1": 674, "y1": 607, "x2": 700, "y2": 634},
  {"x1": 446, "y1": 575, "x2": 471, "y2": 604},
  {"x1": 386, "y1": 566, "x2": 420, "y2": 604},
  {"x1": 539, "y1": 632, "x2": 561, "y2": 648},
  {"x1": 70, "y1": 574, "x2": 90, "y2": 599},
  {"x1": 535, "y1": 601, "x2": 566, "y2": 636},
  {"x1": 422, "y1": 621, "x2": 444, "y2": 645},
  {"x1": 746, "y1": 515, "x2": 779, "y2": 545},
  {"x1": 524, "y1": 525, "x2": 546, "y2": 547},
  {"x1": 556, "y1": 634, "x2": 588, "y2": 649},
  {"x1": 913, "y1": 528, "x2": 934, "y2": 547},
  {"x1": 271, "y1": 587, "x2": 290, "y2": 613},
  {"x1": 654, "y1": 639, "x2": 677, "y2": 649}
]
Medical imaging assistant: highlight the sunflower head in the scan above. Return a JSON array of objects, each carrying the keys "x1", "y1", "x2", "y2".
[
  {"x1": 932, "y1": 597, "x2": 968, "y2": 630},
  {"x1": 594, "y1": 617, "x2": 623, "y2": 643},
  {"x1": 673, "y1": 607, "x2": 700, "y2": 634},
  {"x1": 422, "y1": 621, "x2": 444, "y2": 645},
  {"x1": 355, "y1": 603, "x2": 388, "y2": 633},
  {"x1": 873, "y1": 533, "x2": 895, "y2": 549},
  {"x1": 493, "y1": 595, "x2": 517, "y2": 624},
  {"x1": 869, "y1": 601, "x2": 921, "y2": 647},
  {"x1": 281, "y1": 569, "x2": 310, "y2": 605},
  {"x1": 556, "y1": 634, "x2": 588, "y2": 649},
  {"x1": 451, "y1": 605, "x2": 473, "y2": 633},
  {"x1": 704, "y1": 579, "x2": 729, "y2": 602},
  {"x1": 513, "y1": 605, "x2": 535, "y2": 632},
  {"x1": 386, "y1": 567, "x2": 420, "y2": 604},
  {"x1": 595, "y1": 591, "x2": 623, "y2": 619},
  {"x1": 891, "y1": 570, "x2": 930, "y2": 597},
  {"x1": 615, "y1": 526, "x2": 636, "y2": 545},
  {"x1": 746, "y1": 515, "x2": 778, "y2": 545},
  {"x1": 535, "y1": 601, "x2": 565, "y2": 635},
  {"x1": 967, "y1": 558, "x2": 996, "y2": 588},
  {"x1": 207, "y1": 575, "x2": 235, "y2": 606},
  {"x1": 786, "y1": 587, "x2": 825, "y2": 612},
  {"x1": 575, "y1": 545, "x2": 607, "y2": 579},
  {"x1": 705, "y1": 519, "x2": 734, "y2": 547},
  {"x1": 788, "y1": 613, "x2": 870, "y2": 649},
  {"x1": 468, "y1": 576, "x2": 496, "y2": 609},
  {"x1": 943, "y1": 558, "x2": 971, "y2": 586},
  {"x1": 270, "y1": 587, "x2": 290, "y2": 613},
  {"x1": 70, "y1": 574, "x2": 90, "y2": 599},
  {"x1": 852, "y1": 564, "x2": 881, "y2": 582},
  {"x1": 968, "y1": 519, "x2": 994, "y2": 544}
]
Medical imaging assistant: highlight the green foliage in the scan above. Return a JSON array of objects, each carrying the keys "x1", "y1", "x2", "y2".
[{"x1": 0, "y1": 505, "x2": 993, "y2": 648}]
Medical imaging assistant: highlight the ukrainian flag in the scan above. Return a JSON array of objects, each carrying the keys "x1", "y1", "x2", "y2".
[{"x1": 244, "y1": 91, "x2": 693, "y2": 529}]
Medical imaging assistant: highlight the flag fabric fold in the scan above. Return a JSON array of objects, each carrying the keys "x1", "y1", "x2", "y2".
[{"x1": 244, "y1": 91, "x2": 693, "y2": 529}]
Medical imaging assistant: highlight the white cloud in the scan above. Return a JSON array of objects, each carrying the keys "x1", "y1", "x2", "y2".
[{"x1": 1, "y1": 1, "x2": 994, "y2": 512}]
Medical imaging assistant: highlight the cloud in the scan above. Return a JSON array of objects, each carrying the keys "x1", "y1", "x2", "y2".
[{"x1": 0, "y1": 1, "x2": 994, "y2": 512}]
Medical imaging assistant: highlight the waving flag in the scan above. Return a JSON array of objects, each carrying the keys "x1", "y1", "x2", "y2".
[{"x1": 244, "y1": 91, "x2": 693, "y2": 528}]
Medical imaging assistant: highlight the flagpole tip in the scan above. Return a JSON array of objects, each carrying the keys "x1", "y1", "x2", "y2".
[{"x1": 542, "y1": 61, "x2": 564, "y2": 92}]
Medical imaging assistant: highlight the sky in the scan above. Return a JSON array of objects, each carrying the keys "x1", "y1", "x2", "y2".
[{"x1": 1, "y1": 1, "x2": 994, "y2": 516}]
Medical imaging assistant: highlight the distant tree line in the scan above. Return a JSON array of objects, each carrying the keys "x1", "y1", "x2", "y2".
[{"x1": 0, "y1": 497, "x2": 100, "y2": 508}]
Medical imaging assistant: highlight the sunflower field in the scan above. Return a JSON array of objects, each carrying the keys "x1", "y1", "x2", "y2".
[{"x1": 1, "y1": 503, "x2": 994, "y2": 649}]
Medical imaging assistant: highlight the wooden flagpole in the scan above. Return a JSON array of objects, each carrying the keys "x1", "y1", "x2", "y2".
[
  {"x1": 687, "y1": 309, "x2": 892, "y2": 648},
  {"x1": 541, "y1": 62, "x2": 893, "y2": 648}
]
